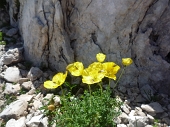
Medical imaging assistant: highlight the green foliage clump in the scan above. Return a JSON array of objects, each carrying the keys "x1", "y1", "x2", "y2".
[{"x1": 40, "y1": 53, "x2": 133, "y2": 127}]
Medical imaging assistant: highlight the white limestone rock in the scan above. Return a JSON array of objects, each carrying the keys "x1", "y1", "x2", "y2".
[
  {"x1": 4, "y1": 67, "x2": 21, "y2": 83},
  {"x1": 6, "y1": 117, "x2": 26, "y2": 127},
  {"x1": 3, "y1": 83, "x2": 21, "y2": 94},
  {"x1": 141, "y1": 102, "x2": 164, "y2": 114},
  {"x1": 0, "y1": 100, "x2": 28, "y2": 119}
]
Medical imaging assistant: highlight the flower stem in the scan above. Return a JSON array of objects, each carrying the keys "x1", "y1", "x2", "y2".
[
  {"x1": 113, "y1": 66, "x2": 126, "y2": 89},
  {"x1": 88, "y1": 84, "x2": 92, "y2": 106},
  {"x1": 98, "y1": 82, "x2": 103, "y2": 95},
  {"x1": 60, "y1": 86, "x2": 64, "y2": 96}
]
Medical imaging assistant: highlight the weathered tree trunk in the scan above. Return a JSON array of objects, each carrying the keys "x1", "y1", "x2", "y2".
[{"x1": 7, "y1": 0, "x2": 170, "y2": 95}]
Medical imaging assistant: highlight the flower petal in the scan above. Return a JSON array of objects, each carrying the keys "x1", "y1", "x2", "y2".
[{"x1": 44, "y1": 81, "x2": 59, "y2": 89}]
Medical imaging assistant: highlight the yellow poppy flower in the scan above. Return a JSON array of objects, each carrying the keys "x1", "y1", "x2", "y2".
[
  {"x1": 122, "y1": 58, "x2": 133, "y2": 66},
  {"x1": 52, "y1": 72, "x2": 67, "y2": 86},
  {"x1": 66, "y1": 62, "x2": 84, "y2": 76},
  {"x1": 44, "y1": 80, "x2": 59, "y2": 89},
  {"x1": 103, "y1": 62, "x2": 120, "y2": 80},
  {"x1": 96, "y1": 53, "x2": 106, "y2": 62},
  {"x1": 82, "y1": 70, "x2": 104, "y2": 84}
]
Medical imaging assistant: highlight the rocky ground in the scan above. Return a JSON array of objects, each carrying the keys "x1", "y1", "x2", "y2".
[{"x1": 0, "y1": 26, "x2": 170, "y2": 127}]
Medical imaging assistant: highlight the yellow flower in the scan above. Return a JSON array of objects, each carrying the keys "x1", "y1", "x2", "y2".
[
  {"x1": 103, "y1": 62, "x2": 120, "y2": 80},
  {"x1": 66, "y1": 62, "x2": 84, "y2": 76},
  {"x1": 96, "y1": 53, "x2": 106, "y2": 62},
  {"x1": 48, "y1": 104, "x2": 55, "y2": 111},
  {"x1": 52, "y1": 71, "x2": 67, "y2": 86},
  {"x1": 122, "y1": 58, "x2": 133, "y2": 66},
  {"x1": 44, "y1": 81, "x2": 59, "y2": 89},
  {"x1": 82, "y1": 70, "x2": 104, "y2": 84}
]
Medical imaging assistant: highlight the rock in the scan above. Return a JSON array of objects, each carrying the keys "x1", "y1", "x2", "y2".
[
  {"x1": 0, "y1": 48, "x2": 23, "y2": 65},
  {"x1": 33, "y1": 100, "x2": 42, "y2": 110},
  {"x1": 42, "y1": 94, "x2": 54, "y2": 105},
  {"x1": 134, "y1": 94, "x2": 146, "y2": 103},
  {"x1": 0, "y1": 100, "x2": 28, "y2": 119},
  {"x1": 4, "y1": 67, "x2": 21, "y2": 83},
  {"x1": 140, "y1": 84, "x2": 155, "y2": 101},
  {"x1": 41, "y1": 117, "x2": 48, "y2": 127},
  {"x1": 26, "y1": 114, "x2": 43, "y2": 127},
  {"x1": 6, "y1": 117, "x2": 26, "y2": 127},
  {"x1": 53, "y1": 96, "x2": 60, "y2": 106},
  {"x1": 128, "y1": 116, "x2": 149, "y2": 127},
  {"x1": 147, "y1": 114, "x2": 154, "y2": 124},
  {"x1": 118, "y1": 112, "x2": 129, "y2": 124},
  {"x1": 21, "y1": 81, "x2": 33, "y2": 90},
  {"x1": 6, "y1": 28, "x2": 18, "y2": 37},
  {"x1": 141, "y1": 102, "x2": 164, "y2": 114},
  {"x1": 3, "y1": 83, "x2": 21, "y2": 94},
  {"x1": 162, "y1": 117, "x2": 170, "y2": 125},
  {"x1": 117, "y1": 124, "x2": 127, "y2": 127},
  {"x1": 17, "y1": 94, "x2": 34, "y2": 102},
  {"x1": 121, "y1": 104, "x2": 131, "y2": 114},
  {"x1": 18, "y1": 78, "x2": 29, "y2": 85},
  {"x1": 27, "y1": 67, "x2": 43, "y2": 81}
]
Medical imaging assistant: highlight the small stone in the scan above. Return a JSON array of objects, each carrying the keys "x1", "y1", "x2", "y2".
[
  {"x1": 162, "y1": 117, "x2": 170, "y2": 125},
  {"x1": 6, "y1": 117, "x2": 26, "y2": 127},
  {"x1": 21, "y1": 81, "x2": 33, "y2": 90},
  {"x1": 117, "y1": 124, "x2": 127, "y2": 127},
  {"x1": 53, "y1": 96, "x2": 60, "y2": 106},
  {"x1": 128, "y1": 116, "x2": 149, "y2": 127},
  {"x1": 3, "y1": 83, "x2": 21, "y2": 94},
  {"x1": 33, "y1": 100, "x2": 42, "y2": 110},
  {"x1": 41, "y1": 117, "x2": 48, "y2": 127},
  {"x1": 121, "y1": 104, "x2": 131, "y2": 114},
  {"x1": 134, "y1": 94, "x2": 146, "y2": 103},
  {"x1": 141, "y1": 102, "x2": 164, "y2": 114},
  {"x1": 0, "y1": 100, "x2": 28, "y2": 119},
  {"x1": 147, "y1": 114, "x2": 154, "y2": 124},
  {"x1": 118, "y1": 112, "x2": 129, "y2": 124},
  {"x1": 18, "y1": 78, "x2": 29, "y2": 85},
  {"x1": 26, "y1": 114, "x2": 43, "y2": 127},
  {"x1": 4, "y1": 67, "x2": 21, "y2": 83},
  {"x1": 27, "y1": 67, "x2": 43, "y2": 81},
  {"x1": 1, "y1": 48, "x2": 23, "y2": 65},
  {"x1": 17, "y1": 94, "x2": 34, "y2": 102},
  {"x1": 6, "y1": 28, "x2": 18, "y2": 36}
]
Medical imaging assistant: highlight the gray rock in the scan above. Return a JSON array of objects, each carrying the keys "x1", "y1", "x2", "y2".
[
  {"x1": 27, "y1": 67, "x2": 43, "y2": 81},
  {"x1": 162, "y1": 117, "x2": 170, "y2": 125},
  {"x1": 18, "y1": 78, "x2": 29, "y2": 85},
  {"x1": 6, "y1": 117, "x2": 26, "y2": 127},
  {"x1": 1, "y1": 48, "x2": 23, "y2": 65},
  {"x1": 6, "y1": 28, "x2": 18, "y2": 36},
  {"x1": 17, "y1": 94, "x2": 34, "y2": 102},
  {"x1": 16, "y1": 0, "x2": 170, "y2": 96},
  {"x1": 4, "y1": 67, "x2": 21, "y2": 83},
  {"x1": 26, "y1": 114, "x2": 43, "y2": 127},
  {"x1": 141, "y1": 102, "x2": 164, "y2": 114},
  {"x1": 118, "y1": 112, "x2": 129, "y2": 124},
  {"x1": 140, "y1": 84, "x2": 155, "y2": 101},
  {"x1": 117, "y1": 124, "x2": 127, "y2": 127},
  {"x1": 3, "y1": 83, "x2": 21, "y2": 94},
  {"x1": 0, "y1": 100, "x2": 28, "y2": 119},
  {"x1": 121, "y1": 104, "x2": 131, "y2": 114},
  {"x1": 128, "y1": 116, "x2": 149, "y2": 127},
  {"x1": 21, "y1": 81, "x2": 33, "y2": 90}
]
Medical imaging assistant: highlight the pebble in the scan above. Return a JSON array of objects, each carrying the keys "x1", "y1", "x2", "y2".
[{"x1": 4, "y1": 67, "x2": 21, "y2": 83}]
